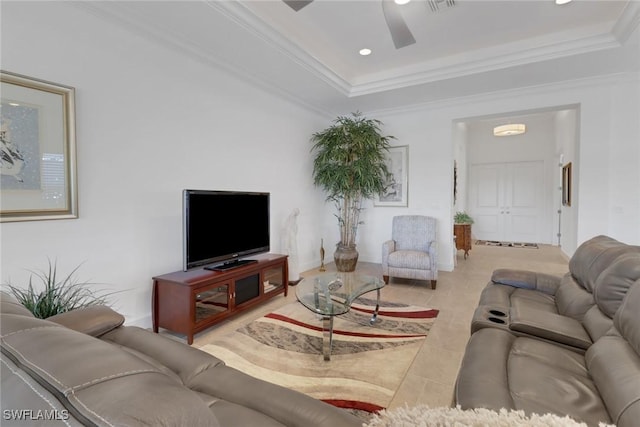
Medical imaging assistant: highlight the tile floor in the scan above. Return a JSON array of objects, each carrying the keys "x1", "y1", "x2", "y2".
[{"x1": 191, "y1": 243, "x2": 569, "y2": 409}]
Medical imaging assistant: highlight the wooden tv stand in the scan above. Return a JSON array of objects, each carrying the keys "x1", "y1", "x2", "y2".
[{"x1": 152, "y1": 253, "x2": 288, "y2": 344}]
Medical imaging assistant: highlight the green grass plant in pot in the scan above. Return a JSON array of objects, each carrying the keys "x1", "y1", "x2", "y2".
[
  {"x1": 311, "y1": 112, "x2": 394, "y2": 272},
  {"x1": 3, "y1": 259, "x2": 116, "y2": 319}
]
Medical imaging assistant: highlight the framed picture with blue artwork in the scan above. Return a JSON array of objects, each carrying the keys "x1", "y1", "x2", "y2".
[
  {"x1": 374, "y1": 145, "x2": 408, "y2": 207},
  {"x1": 1, "y1": 71, "x2": 77, "y2": 222}
]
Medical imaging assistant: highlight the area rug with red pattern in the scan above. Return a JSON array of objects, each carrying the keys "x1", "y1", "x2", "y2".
[{"x1": 200, "y1": 297, "x2": 439, "y2": 416}]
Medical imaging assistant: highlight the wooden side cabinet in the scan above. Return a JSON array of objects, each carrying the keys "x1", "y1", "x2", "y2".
[
  {"x1": 152, "y1": 253, "x2": 288, "y2": 344},
  {"x1": 454, "y1": 223, "x2": 472, "y2": 259}
]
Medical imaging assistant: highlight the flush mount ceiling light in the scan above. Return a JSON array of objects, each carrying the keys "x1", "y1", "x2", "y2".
[
  {"x1": 394, "y1": 0, "x2": 411, "y2": 5},
  {"x1": 493, "y1": 124, "x2": 526, "y2": 136},
  {"x1": 555, "y1": 0, "x2": 572, "y2": 4},
  {"x1": 359, "y1": 48, "x2": 372, "y2": 56}
]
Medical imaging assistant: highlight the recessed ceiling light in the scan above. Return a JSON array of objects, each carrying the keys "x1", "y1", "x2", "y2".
[
  {"x1": 395, "y1": 0, "x2": 411, "y2": 5},
  {"x1": 555, "y1": 0, "x2": 572, "y2": 5},
  {"x1": 359, "y1": 48, "x2": 372, "y2": 56},
  {"x1": 493, "y1": 124, "x2": 526, "y2": 136}
]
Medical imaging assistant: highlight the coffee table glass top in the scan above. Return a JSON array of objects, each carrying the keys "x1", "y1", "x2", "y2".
[{"x1": 295, "y1": 272, "x2": 385, "y2": 316}]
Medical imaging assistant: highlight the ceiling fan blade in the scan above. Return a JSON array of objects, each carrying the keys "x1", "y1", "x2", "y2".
[
  {"x1": 381, "y1": 0, "x2": 416, "y2": 49},
  {"x1": 283, "y1": 0, "x2": 314, "y2": 12}
]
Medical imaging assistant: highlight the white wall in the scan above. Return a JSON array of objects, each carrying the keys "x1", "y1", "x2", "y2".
[
  {"x1": 0, "y1": 2, "x2": 329, "y2": 326},
  {"x1": 608, "y1": 78, "x2": 640, "y2": 244},
  {"x1": 452, "y1": 122, "x2": 468, "y2": 213},
  {"x1": 556, "y1": 109, "x2": 579, "y2": 255}
]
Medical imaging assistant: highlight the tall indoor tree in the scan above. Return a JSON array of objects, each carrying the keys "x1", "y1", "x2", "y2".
[{"x1": 311, "y1": 112, "x2": 394, "y2": 271}]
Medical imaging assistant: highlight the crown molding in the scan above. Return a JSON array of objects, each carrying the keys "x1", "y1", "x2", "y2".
[
  {"x1": 70, "y1": 1, "x2": 639, "y2": 118},
  {"x1": 206, "y1": 1, "x2": 351, "y2": 96},
  {"x1": 73, "y1": 2, "x2": 336, "y2": 119},
  {"x1": 613, "y1": 1, "x2": 640, "y2": 42},
  {"x1": 349, "y1": 29, "x2": 621, "y2": 97},
  {"x1": 217, "y1": 1, "x2": 638, "y2": 99},
  {"x1": 364, "y1": 72, "x2": 639, "y2": 117},
  {"x1": 218, "y1": 0, "x2": 640, "y2": 98}
]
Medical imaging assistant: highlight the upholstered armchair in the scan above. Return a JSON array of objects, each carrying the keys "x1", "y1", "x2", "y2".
[{"x1": 382, "y1": 215, "x2": 438, "y2": 289}]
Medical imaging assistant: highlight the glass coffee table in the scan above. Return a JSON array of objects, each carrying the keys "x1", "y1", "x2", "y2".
[{"x1": 295, "y1": 272, "x2": 385, "y2": 361}]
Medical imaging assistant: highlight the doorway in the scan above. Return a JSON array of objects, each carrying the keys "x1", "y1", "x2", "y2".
[{"x1": 469, "y1": 161, "x2": 545, "y2": 243}]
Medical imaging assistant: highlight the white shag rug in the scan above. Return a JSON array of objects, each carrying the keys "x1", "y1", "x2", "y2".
[{"x1": 364, "y1": 405, "x2": 616, "y2": 427}]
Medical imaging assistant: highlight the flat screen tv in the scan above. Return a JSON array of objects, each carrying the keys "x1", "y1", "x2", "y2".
[{"x1": 183, "y1": 190, "x2": 270, "y2": 271}]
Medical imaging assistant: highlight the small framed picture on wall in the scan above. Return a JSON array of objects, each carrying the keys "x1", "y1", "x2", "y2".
[
  {"x1": 562, "y1": 162, "x2": 572, "y2": 207},
  {"x1": 375, "y1": 145, "x2": 408, "y2": 207}
]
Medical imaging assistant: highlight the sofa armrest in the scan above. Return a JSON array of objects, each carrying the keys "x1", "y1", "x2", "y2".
[
  {"x1": 492, "y1": 269, "x2": 561, "y2": 295},
  {"x1": 46, "y1": 305, "x2": 124, "y2": 337},
  {"x1": 382, "y1": 240, "x2": 395, "y2": 270},
  {"x1": 428, "y1": 240, "x2": 438, "y2": 272},
  {"x1": 455, "y1": 328, "x2": 516, "y2": 410},
  {"x1": 2, "y1": 314, "x2": 221, "y2": 426},
  {"x1": 509, "y1": 305, "x2": 592, "y2": 350}
]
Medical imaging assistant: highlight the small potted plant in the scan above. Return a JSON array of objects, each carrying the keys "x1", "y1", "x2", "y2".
[
  {"x1": 311, "y1": 112, "x2": 394, "y2": 271},
  {"x1": 454, "y1": 211, "x2": 474, "y2": 224},
  {"x1": 453, "y1": 212, "x2": 474, "y2": 259}
]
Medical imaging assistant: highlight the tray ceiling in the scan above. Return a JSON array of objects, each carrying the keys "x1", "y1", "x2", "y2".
[{"x1": 81, "y1": 1, "x2": 640, "y2": 114}]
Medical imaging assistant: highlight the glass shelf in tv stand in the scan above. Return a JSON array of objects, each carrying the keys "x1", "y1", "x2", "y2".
[{"x1": 194, "y1": 285, "x2": 230, "y2": 324}]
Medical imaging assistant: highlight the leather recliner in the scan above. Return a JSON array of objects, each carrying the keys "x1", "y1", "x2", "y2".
[
  {"x1": 471, "y1": 235, "x2": 640, "y2": 351},
  {"x1": 455, "y1": 278, "x2": 640, "y2": 427},
  {"x1": 0, "y1": 292, "x2": 361, "y2": 427}
]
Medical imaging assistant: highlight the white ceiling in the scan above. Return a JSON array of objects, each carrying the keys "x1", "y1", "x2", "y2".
[
  {"x1": 83, "y1": 0, "x2": 639, "y2": 114},
  {"x1": 243, "y1": 1, "x2": 632, "y2": 84}
]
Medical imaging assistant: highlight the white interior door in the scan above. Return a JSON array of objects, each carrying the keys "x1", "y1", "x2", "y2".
[
  {"x1": 469, "y1": 164, "x2": 505, "y2": 242},
  {"x1": 470, "y1": 161, "x2": 545, "y2": 243}
]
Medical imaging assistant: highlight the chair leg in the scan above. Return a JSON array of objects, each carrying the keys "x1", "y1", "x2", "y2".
[
  {"x1": 430, "y1": 280, "x2": 437, "y2": 290},
  {"x1": 383, "y1": 275, "x2": 389, "y2": 284}
]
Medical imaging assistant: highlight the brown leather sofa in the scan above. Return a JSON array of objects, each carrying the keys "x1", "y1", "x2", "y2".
[
  {"x1": 0, "y1": 292, "x2": 361, "y2": 427},
  {"x1": 456, "y1": 236, "x2": 640, "y2": 426}
]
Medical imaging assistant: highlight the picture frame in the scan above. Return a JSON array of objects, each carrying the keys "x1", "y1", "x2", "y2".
[
  {"x1": 453, "y1": 160, "x2": 458, "y2": 204},
  {"x1": 1, "y1": 71, "x2": 77, "y2": 222},
  {"x1": 375, "y1": 145, "x2": 408, "y2": 207},
  {"x1": 562, "y1": 162, "x2": 572, "y2": 207}
]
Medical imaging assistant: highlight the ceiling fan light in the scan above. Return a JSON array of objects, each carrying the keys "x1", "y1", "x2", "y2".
[{"x1": 493, "y1": 124, "x2": 526, "y2": 136}]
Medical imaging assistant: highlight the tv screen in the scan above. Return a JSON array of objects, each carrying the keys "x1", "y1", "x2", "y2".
[{"x1": 183, "y1": 190, "x2": 270, "y2": 271}]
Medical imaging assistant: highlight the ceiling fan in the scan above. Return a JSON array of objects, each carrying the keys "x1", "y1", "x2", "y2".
[{"x1": 282, "y1": 0, "x2": 416, "y2": 49}]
